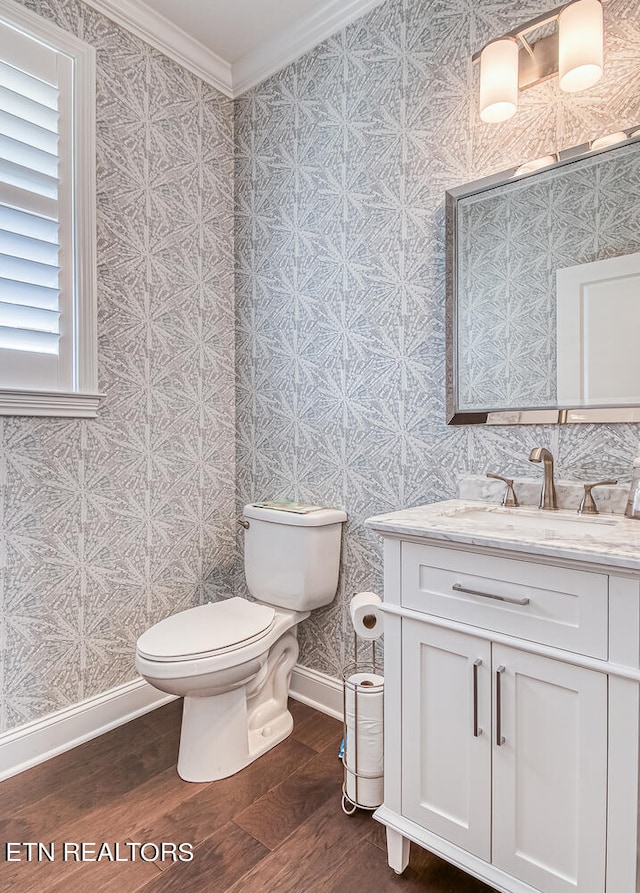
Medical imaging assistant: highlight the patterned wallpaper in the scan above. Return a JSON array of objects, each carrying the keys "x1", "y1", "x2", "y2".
[
  {"x1": 2, "y1": 0, "x2": 640, "y2": 735},
  {"x1": 234, "y1": 0, "x2": 640, "y2": 676},
  {"x1": 457, "y1": 141, "x2": 640, "y2": 411},
  {"x1": 0, "y1": 0, "x2": 235, "y2": 732}
]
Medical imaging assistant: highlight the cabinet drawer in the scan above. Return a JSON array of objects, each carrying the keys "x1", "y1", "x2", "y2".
[{"x1": 401, "y1": 542, "x2": 608, "y2": 658}]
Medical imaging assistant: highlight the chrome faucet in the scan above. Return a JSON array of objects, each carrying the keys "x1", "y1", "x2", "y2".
[{"x1": 529, "y1": 447, "x2": 558, "y2": 510}]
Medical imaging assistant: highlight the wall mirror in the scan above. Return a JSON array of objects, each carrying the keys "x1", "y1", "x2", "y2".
[{"x1": 446, "y1": 127, "x2": 640, "y2": 425}]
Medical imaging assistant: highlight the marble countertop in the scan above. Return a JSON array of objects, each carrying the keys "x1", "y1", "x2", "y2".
[{"x1": 366, "y1": 499, "x2": 640, "y2": 571}]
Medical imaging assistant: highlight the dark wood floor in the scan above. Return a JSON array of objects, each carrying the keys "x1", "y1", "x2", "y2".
[{"x1": 0, "y1": 699, "x2": 495, "y2": 892}]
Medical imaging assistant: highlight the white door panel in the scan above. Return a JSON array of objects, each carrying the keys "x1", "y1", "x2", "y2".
[
  {"x1": 402, "y1": 621, "x2": 491, "y2": 860},
  {"x1": 492, "y1": 645, "x2": 607, "y2": 893}
]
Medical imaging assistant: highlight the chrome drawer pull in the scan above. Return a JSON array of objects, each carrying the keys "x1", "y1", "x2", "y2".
[
  {"x1": 496, "y1": 665, "x2": 506, "y2": 746},
  {"x1": 452, "y1": 583, "x2": 529, "y2": 606},
  {"x1": 472, "y1": 658, "x2": 482, "y2": 738}
]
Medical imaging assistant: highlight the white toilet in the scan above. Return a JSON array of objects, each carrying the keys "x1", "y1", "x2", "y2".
[{"x1": 135, "y1": 503, "x2": 346, "y2": 782}]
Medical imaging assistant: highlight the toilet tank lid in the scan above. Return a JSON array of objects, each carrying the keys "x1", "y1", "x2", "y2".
[{"x1": 244, "y1": 503, "x2": 347, "y2": 526}]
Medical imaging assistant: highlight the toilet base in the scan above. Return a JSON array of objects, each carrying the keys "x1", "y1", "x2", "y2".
[
  {"x1": 177, "y1": 629, "x2": 299, "y2": 782},
  {"x1": 177, "y1": 691, "x2": 294, "y2": 782},
  {"x1": 248, "y1": 707, "x2": 294, "y2": 766}
]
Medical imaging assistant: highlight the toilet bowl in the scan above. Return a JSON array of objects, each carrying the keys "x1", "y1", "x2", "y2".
[{"x1": 136, "y1": 503, "x2": 346, "y2": 782}]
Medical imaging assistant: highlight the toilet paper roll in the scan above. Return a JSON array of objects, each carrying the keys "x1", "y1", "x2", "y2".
[
  {"x1": 350, "y1": 591, "x2": 384, "y2": 640},
  {"x1": 345, "y1": 672, "x2": 384, "y2": 808}
]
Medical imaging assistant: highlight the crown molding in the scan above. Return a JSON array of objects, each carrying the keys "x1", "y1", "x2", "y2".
[
  {"x1": 232, "y1": 0, "x2": 388, "y2": 96},
  {"x1": 80, "y1": 0, "x2": 234, "y2": 97},
  {"x1": 80, "y1": 0, "x2": 386, "y2": 98}
]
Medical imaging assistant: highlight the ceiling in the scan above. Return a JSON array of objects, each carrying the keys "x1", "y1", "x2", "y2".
[
  {"x1": 85, "y1": 0, "x2": 386, "y2": 96},
  {"x1": 141, "y1": 0, "x2": 329, "y2": 65}
]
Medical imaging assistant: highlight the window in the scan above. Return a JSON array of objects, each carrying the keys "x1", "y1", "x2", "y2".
[{"x1": 0, "y1": 0, "x2": 98, "y2": 417}]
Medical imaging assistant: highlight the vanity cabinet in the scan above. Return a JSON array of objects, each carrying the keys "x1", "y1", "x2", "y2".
[
  {"x1": 402, "y1": 620, "x2": 607, "y2": 892},
  {"x1": 367, "y1": 514, "x2": 640, "y2": 893}
]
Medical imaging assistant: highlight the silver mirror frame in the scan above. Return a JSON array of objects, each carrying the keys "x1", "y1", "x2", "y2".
[{"x1": 446, "y1": 126, "x2": 640, "y2": 426}]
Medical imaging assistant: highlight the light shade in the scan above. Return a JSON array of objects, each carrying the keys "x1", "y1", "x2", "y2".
[
  {"x1": 558, "y1": 0, "x2": 603, "y2": 92},
  {"x1": 479, "y1": 38, "x2": 519, "y2": 123}
]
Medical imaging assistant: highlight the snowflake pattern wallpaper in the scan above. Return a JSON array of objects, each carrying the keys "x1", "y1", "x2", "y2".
[{"x1": 1, "y1": 0, "x2": 640, "y2": 731}]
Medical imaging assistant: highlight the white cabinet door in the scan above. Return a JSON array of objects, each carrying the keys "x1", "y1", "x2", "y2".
[
  {"x1": 402, "y1": 620, "x2": 491, "y2": 860},
  {"x1": 492, "y1": 645, "x2": 607, "y2": 893}
]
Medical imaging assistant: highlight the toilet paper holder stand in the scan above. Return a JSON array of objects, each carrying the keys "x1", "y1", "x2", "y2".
[{"x1": 341, "y1": 635, "x2": 384, "y2": 816}]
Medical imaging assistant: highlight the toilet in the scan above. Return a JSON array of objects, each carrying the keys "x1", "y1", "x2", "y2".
[{"x1": 135, "y1": 502, "x2": 346, "y2": 782}]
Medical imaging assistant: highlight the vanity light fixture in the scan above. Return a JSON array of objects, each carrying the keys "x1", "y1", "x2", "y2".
[
  {"x1": 477, "y1": 0, "x2": 606, "y2": 123},
  {"x1": 479, "y1": 38, "x2": 520, "y2": 123},
  {"x1": 558, "y1": 0, "x2": 604, "y2": 91}
]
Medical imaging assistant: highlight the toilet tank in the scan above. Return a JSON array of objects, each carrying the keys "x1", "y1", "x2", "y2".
[{"x1": 243, "y1": 503, "x2": 347, "y2": 611}]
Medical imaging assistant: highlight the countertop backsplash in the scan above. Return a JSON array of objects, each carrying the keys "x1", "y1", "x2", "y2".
[{"x1": 458, "y1": 475, "x2": 629, "y2": 515}]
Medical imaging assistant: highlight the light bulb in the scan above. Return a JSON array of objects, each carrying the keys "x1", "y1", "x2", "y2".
[
  {"x1": 515, "y1": 155, "x2": 557, "y2": 176},
  {"x1": 479, "y1": 38, "x2": 519, "y2": 123},
  {"x1": 558, "y1": 0, "x2": 604, "y2": 93},
  {"x1": 590, "y1": 131, "x2": 627, "y2": 151}
]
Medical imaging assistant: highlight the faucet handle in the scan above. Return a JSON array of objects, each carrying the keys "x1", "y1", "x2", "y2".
[
  {"x1": 578, "y1": 480, "x2": 618, "y2": 515},
  {"x1": 486, "y1": 472, "x2": 519, "y2": 507}
]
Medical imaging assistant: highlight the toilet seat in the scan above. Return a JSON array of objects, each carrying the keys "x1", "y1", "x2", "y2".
[{"x1": 136, "y1": 597, "x2": 276, "y2": 662}]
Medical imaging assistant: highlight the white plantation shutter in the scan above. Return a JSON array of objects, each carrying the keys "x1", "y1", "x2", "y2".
[
  {"x1": 0, "y1": 18, "x2": 72, "y2": 388},
  {"x1": 0, "y1": 0, "x2": 98, "y2": 416}
]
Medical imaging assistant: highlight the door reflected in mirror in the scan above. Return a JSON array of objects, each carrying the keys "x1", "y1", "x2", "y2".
[{"x1": 556, "y1": 252, "x2": 640, "y2": 406}]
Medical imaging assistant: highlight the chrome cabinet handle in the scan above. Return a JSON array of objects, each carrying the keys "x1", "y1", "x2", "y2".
[
  {"x1": 473, "y1": 658, "x2": 482, "y2": 737},
  {"x1": 452, "y1": 583, "x2": 529, "y2": 606},
  {"x1": 496, "y1": 665, "x2": 505, "y2": 746}
]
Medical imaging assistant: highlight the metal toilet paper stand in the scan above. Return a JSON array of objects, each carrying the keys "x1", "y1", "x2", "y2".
[{"x1": 341, "y1": 635, "x2": 384, "y2": 815}]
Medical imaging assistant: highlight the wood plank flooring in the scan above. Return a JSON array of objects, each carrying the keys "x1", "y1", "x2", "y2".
[{"x1": 0, "y1": 699, "x2": 496, "y2": 892}]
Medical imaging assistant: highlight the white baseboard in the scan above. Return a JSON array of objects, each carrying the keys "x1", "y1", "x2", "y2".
[
  {"x1": 0, "y1": 678, "x2": 175, "y2": 782},
  {"x1": 289, "y1": 664, "x2": 343, "y2": 721},
  {"x1": 0, "y1": 664, "x2": 341, "y2": 782}
]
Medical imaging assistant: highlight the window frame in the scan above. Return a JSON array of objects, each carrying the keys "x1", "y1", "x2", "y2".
[{"x1": 0, "y1": 0, "x2": 100, "y2": 418}]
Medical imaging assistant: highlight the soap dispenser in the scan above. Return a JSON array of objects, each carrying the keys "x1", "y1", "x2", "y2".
[{"x1": 625, "y1": 457, "x2": 640, "y2": 519}]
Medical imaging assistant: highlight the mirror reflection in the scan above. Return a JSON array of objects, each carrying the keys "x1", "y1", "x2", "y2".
[{"x1": 448, "y1": 132, "x2": 640, "y2": 423}]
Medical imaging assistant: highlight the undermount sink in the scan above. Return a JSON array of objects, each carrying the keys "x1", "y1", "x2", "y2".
[{"x1": 444, "y1": 504, "x2": 619, "y2": 534}]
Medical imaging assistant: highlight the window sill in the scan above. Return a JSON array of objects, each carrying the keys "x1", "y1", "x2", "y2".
[{"x1": 0, "y1": 388, "x2": 104, "y2": 418}]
